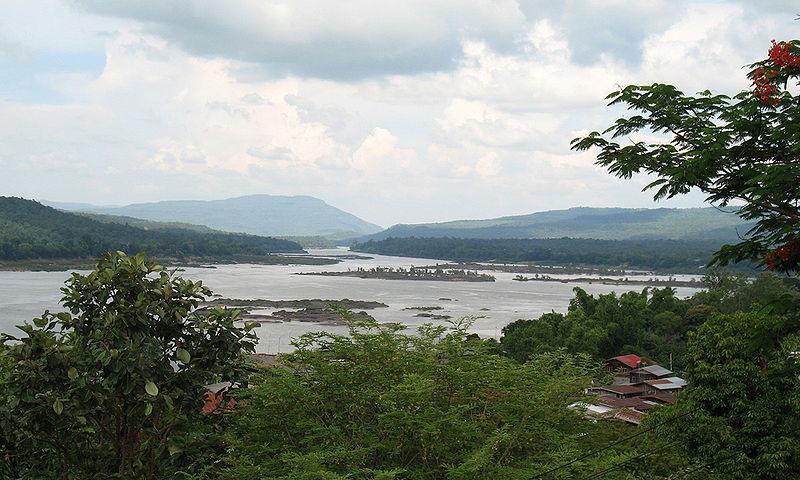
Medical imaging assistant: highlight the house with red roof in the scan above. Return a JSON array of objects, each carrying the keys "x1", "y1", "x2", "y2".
[
  {"x1": 575, "y1": 354, "x2": 687, "y2": 426},
  {"x1": 604, "y1": 354, "x2": 642, "y2": 373}
]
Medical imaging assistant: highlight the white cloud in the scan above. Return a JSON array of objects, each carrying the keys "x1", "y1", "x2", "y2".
[
  {"x1": 1, "y1": 1, "x2": 797, "y2": 225},
  {"x1": 352, "y1": 128, "x2": 417, "y2": 174}
]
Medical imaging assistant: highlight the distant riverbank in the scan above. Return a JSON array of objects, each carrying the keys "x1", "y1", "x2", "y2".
[{"x1": 0, "y1": 254, "x2": 350, "y2": 272}]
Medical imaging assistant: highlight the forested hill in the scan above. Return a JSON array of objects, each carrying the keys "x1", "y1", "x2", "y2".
[
  {"x1": 351, "y1": 237, "x2": 734, "y2": 272},
  {"x1": 361, "y1": 207, "x2": 751, "y2": 242},
  {"x1": 0, "y1": 197, "x2": 304, "y2": 260},
  {"x1": 45, "y1": 194, "x2": 383, "y2": 239}
]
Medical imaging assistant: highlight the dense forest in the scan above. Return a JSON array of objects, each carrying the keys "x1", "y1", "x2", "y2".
[
  {"x1": 0, "y1": 197, "x2": 304, "y2": 260},
  {"x1": 352, "y1": 237, "x2": 734, "y2": 272},
  {"x1": 364, "y1": 206, "x2": 750, "y2": 243}
]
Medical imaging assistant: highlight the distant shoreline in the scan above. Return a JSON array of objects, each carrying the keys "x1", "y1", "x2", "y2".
[{"x1": 0, "y1": 254, "x2": 344, "y2": 272}]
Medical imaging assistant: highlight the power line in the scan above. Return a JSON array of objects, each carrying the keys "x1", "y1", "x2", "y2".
[
  {"x1": 530, "y1": 410, "x2": 694, "y2": 479},
  {"x1": 668, "y1": 457, "x2": 729, "y2": 480},
  {"x1": 580, "y1": 441, "x2": 680, "y2": 480}
]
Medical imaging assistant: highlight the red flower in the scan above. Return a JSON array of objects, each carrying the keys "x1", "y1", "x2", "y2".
[
  {"x1": 765, "y1": 251, "x2": 777, "y2": 270},
  {"x1": 769, "y1": 40, "x2": 800, "y2": 68}
]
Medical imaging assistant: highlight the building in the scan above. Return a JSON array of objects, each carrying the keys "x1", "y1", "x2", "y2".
[
  {"x1": 587, "y1": 384, "x2": 647, "y2": 399},
  {"x1": 576, "y1": 354, "x2": 687, "y2": 426},
  {"x1": 604, "y1": 354, "x2": 642, "y2": 373},
  {"x1": 629, "y1": 364, "x2": 673, "y2": 383}
]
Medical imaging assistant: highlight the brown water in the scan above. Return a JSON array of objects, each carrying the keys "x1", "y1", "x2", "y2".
[{"x1": 0, "y1": 249, "x2": 703, "y2": 352}]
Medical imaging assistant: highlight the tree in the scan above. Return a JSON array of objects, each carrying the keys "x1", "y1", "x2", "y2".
[
  {"x1": 572, "y1": 40, "x2": 800, "y2": 273},
  {"x1": 575, "y1": 38, "x2": 800, "y2": 478},
  {"x1": 650, "y1": 309, "x2": 800, "y2": 479},
  {"x1": 201, "y1": 319, "x2": 647, "y2": 479},
  {"x1": 0, "y1": 252, "x2": 256, "y2": 478}
]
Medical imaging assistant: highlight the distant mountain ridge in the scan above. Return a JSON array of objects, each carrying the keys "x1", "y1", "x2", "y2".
[
  {"x1": 360, "y1": 207, "x2": 752, "y2": 243},
  {"x1": 44, "y1": 195, "x2": 382, "y2": 239},
  {"x1": 0, "y1": 197, "x2": 304, "y2": 261}
]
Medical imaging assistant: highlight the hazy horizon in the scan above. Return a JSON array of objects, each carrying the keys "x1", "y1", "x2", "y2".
[{"x1": 2, "y1": 1, "x2": 796, "y2": 226}]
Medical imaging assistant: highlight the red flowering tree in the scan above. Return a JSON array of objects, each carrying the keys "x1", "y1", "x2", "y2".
[{"x1": 572, "y1": 40, "x2": 800, "y2": 274}]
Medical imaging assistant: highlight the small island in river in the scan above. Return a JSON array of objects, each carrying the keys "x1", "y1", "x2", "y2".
[
  {"x1": 295, "y1": 266, "x2": 495, "y2": 282},
  {"x1": 200, "y1": 298, "x2": 388, "y2": 326},
  {"x1": 511, "y1": 274, "x2": 701, "y2": 288}
]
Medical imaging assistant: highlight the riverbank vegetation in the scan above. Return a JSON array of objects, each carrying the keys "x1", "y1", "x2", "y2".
[{"x1": 351, "y1": 237, "x2": 735, "y2": 273}]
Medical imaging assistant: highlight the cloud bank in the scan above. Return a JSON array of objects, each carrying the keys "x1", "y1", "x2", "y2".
[{"x1": 0, "y1": 1, "x2": 796, "y2": 225}]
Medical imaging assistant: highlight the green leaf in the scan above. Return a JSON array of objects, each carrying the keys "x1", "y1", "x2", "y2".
[
  {"x1": 53, "y1": 398, "x2": 63, "y2": 415},
  {"x1": 33, "y1": 317, "x2": 47, "y2": 328},
  {"x1": 176, "y1": 348, "x2": 191, "y2": 364},
  {"x1": 145, "y1": 381, "x2": 159, "y2": 397},
  {"x1": 67, "y1": 367, "x2": 78, "y2": 380},
  {"x1": 168, "y1": 445, "x2": 183, "y2": 456},
  {"x1": 144, "y1": 403, "x2": 153, "y2": 417}
]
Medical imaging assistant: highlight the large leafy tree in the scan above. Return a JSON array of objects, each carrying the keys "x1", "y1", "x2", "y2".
[
  {"x1": 572, "y1": 40, "x2": 800, "y2": 273},
  {"x1": 0, "y1": 252, "x2": 256, "y2": 479},
  {"x1": 650, "y1": 309, "x2": 800, "y2": 479},
  {"x1": 575, "y1": 39, "x2": 800, "y2": 478}
]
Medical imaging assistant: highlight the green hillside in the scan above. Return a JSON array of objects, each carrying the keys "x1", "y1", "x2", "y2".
[
  {"x1": 363, "y1": 207, "x2": 752, "y2": 242},
  {"x1": 0, "y1": 197, "x2": 304, "y2": 261}
]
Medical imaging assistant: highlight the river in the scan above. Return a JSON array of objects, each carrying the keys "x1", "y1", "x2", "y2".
[{"x1": 0, "y1": 249, "x2": 703, "y2": 352}]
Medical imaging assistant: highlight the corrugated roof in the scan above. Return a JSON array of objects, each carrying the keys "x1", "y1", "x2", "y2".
[
  {"x1": 589, "y1": 384, "x2": 647, "y2": 395},
  {"x1": 614, "y1": 408, "x2": 644, "y2": 425},
  {"x1": 641, "y1": 379, "x2": 685, "y2": 390},
  {"x1": 607, "y1": 354, "x2": 642, "y2": 368},
  {"x1": 632, "y1": 364, "x2": 672, "y2": 377},
  {"x1": 640, "y1": 394, "x2": 676, "y2": 404}
]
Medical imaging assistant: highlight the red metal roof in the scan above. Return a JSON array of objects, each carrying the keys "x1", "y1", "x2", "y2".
[
  {"x1": 614, "y1": 408, "x2": 644, "y2": 425},
  {"x1": 608, "y1": 354, "x2": 642, "y2": 368}
]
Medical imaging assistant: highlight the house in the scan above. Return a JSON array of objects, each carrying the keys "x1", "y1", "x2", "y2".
[
  {"x1": 629, "y1": 364, "x2": 673, "y2": 383},
  {"x1": 587, "y1": 384, "x2": 647, "y2": 399},
  {"x1": 635, "y1": 377, "x2": 687, "y2": 396},
  {"x1": 576, "y1": 354, "x2": 687, "y2": 426},
  {"x1": 604, "y1": 354, "x2": 642, "y2": 373}
]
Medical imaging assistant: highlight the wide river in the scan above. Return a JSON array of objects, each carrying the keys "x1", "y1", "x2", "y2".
[{"x1": 0, "y1": 249, "x2": 703, "y2": 352}]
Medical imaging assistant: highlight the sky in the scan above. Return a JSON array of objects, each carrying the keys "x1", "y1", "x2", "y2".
[{"x1": 0, "y1": 1, "x2": 797, "y2": 227}]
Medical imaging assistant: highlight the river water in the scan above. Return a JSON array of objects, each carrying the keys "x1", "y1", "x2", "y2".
[{"x1": 0, "y1": 249, "x2": 703, "y2": 352}]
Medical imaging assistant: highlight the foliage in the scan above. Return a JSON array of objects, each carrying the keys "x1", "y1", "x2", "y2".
[
  {"x1": 352, "y1": 237, "x2": 733, "y2": 272},
  {"x1": 501, "y1": 287, "x2": 693, "y2": 369},
  {"x1": 651, "y1": 307, "x2": 800, "y2": 479},
  {"x1": 0, "y1": 196, "x2": 304, "y2": 261},
  {"x1": 197, "y1": 320, "x2": 647, "y2": 480},
  {"x1": 571, "y1": 40, "x2": 800, "y2": 272},
  {"x1": 0, "y1": 252, "x2": 257, "y2": 479},
  {"x1": 500, "y1": 271, "x2": 800, "y2": 370}
]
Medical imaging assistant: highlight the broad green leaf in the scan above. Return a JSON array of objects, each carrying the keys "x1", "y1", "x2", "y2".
[
  {"x1": 67, "y1": 367, "x2": 78, "y2": 380},
  {"x1": 145, "y1": 403, "x2": 153, "y2": 417},
  {"x1": 145, "y1": 381, "x2": 159, "y2": 397},
  {"x1": 176, "y1": 348, "x2": 191, "y2": 364},
  {"x1": 53, "y1": 398, "x2": 63, "y2": 415},
  {"x1": 33, "y1": 317, "x2": 47, "y2": 328}
]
